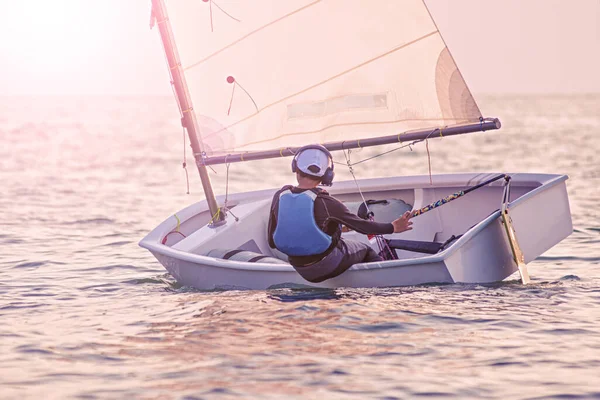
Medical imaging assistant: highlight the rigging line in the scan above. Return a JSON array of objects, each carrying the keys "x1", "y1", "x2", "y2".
[
  {"x1": 221, "y1": 159, "x2": 239, "y2": 221},
  {"x1": 342, "y1": 148, "x2": 369, "y2": 215},
  {"x1": 425, "y1": 139, "x2": 433, "y2": 185},
  {"x1": 340, "y1": 142, "x2": 415, "y2": 166},
  {"x1": 167, "y1": 65, "x2": 183, "y2": 116},
  {"x1": 227, "y1": 82, "x2": 236, "y2": 115},
  {"x1": 338, "y1": 138, "x2": 423, "y2": 167},
  {"x1": 161, "y1": 230, "x2": 186, "y2": 245},
  {"x1": 236, "y1": 82, "x2": 259, "y2": 113},
  {"x1": 332, "y1": 125, "x2": 446, "y2": 167},
  {"x1": 184, "y1": 0, "x2": 322, "y2": 71},
  {"x1": 183, "y1": 127, "x2": 190, "y2": 194},
  {"x1": 175, "y1": 214, "x2": 181, "y2": 231},
  {"x1": 156, "y1": 0, "x2": 211, "y2": 161},
  {"x1": 167, "y1": 59, "x2": 191, "y2": 193},
  {"x1": 377, "y1": 234, "x2": 396, "y2": 261},
  {"x1": 208, "y1": 207, "x2": 222, "y2": 225},
  {"x1": 162, "y1": 28, "x2": 194, "y2": 193},
  {"x1": 211, "y1": 1, "x2": 241, "y2": 22},
  {"x1": 211, "y1": 30, "x2": 439, "y2": 134},
  {"x1": 224, "y1": 160, "x2": 230, "y2": 206},
  {"x1": 209, "y1": 0, "x2": 213, "y2": 32},
  {"x1": 341, "y1": 147, "x2": 394, "y2": 260}
]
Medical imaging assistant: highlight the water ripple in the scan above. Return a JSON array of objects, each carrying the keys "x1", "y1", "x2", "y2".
[{"x1": 1, "y1": 95, "x2": 599, "y2": 399}]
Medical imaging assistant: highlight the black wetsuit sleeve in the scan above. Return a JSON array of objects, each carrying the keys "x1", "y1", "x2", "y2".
[{"x1": 317, "y1": 194, "x2": 394, "y2": 235}]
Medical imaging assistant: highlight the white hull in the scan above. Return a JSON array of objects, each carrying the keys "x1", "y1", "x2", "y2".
[{"x1": 139, "y1": 173, "x2": 572, "y2": 290}]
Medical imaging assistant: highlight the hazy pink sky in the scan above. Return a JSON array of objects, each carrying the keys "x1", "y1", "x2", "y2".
[{"x1": 0, "y1": 0, "x2": 598, "y2": 95}]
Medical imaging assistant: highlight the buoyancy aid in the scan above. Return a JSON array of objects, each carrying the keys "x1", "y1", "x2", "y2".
[{"x1": 272, "y1": 189, "x2": 332, "y2": 257}]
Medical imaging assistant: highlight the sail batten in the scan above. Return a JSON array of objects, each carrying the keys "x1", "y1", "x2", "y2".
[{"x1": 164, "y1": 0, "x2": 486, "y2": 158}]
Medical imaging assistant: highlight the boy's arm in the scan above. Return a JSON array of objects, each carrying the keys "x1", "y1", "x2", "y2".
[{"x1": 319, "y1": 195, "x2": 394, "y2": 235}]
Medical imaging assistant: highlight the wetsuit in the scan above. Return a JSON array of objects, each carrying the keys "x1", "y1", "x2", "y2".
[{"x1": 268, "y1": 185, "x2": 393, "y2": 282}]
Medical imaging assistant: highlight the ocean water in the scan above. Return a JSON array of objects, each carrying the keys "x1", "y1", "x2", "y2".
[{"x1": 1, "y1": 94, "x2": 599, "y2": 399}]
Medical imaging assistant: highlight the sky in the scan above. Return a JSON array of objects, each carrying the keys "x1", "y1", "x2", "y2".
[{"x1": 0, "y1": 0, "x2": 598, "y2": 96}]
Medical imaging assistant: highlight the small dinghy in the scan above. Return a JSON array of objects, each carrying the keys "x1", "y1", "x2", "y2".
[
  {"x1": 140, "y1": 172, "x2": 572, "y2": 290},
  {"x1": 141, "y1": 0, "x2": 573, "y2": 290}
]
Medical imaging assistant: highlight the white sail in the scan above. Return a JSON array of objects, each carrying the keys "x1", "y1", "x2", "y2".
[{"x1": 163, "y1": 0, "x2": 482, "y2": 156}]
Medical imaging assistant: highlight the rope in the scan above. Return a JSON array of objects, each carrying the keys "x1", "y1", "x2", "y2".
[
  {"x1": 342, "y1": 148, "x2": 369, "y2": 212},
  {"x1": 209, "y1": 0, "x2": 213, "y2": 32},
  {"x1": 333, "y1": 126, "x2": 448, "y2": 168},
  {"x1": 333, "y1": 139, "x2": 417, "y2": 167},
  {"x1": 161, "y1": 230, "x2": 186, "y2": 245},
  {"x1": 342, "y1": 149, "x2": 394, "y2": 259},
  {"x1": 212, "y1": 1, "x2": 241, "y2": 22},
  {"x1": 341, "y1": 148, "x2": 395, "y2": 259},
  {"x1": 222, "y1": 159, "x2": 239, "y2": 222},
  {"x1": 236, "y1": 81, "x2": 259, "y2": 113},
  {"x1": 224, "y1": 160, "x2": 230, "y2": 207},
  {"x1": 209, "y1": 208, "x2": 222, "y2": 225},
  {"x1": 161, "y1": 214, "x2": 187, "y2": 245},
  {"x1": 167, "y1": 66, "x2": 191, "y2": 194},
  {"x1": 334, "y1": 128, "x2": 447, "y2": 260},
  {"x1": 160, "y1": 21, "x2": 215, "y2": 191},
  {"x1": 227, "y1": 82, "x2": 236, "y2": 115},
  {"x1": 341, "y1": 149, "x2": 383, "y2": 256},
  {"x1": 174, "y1": 214, "x2": 181, "y2": 231},
  {"x1": 425, "y1": 139, "x2": 433, "y2": 185},
  {"x1": 377, "y1": 234, "x2": 396, "y2": 260},
  {"x1": 182, "y1": 127, "x2": 190, "y2": 194},
  {"x1": 207, "y1": 0, "x2": 241, "y2": 32}
]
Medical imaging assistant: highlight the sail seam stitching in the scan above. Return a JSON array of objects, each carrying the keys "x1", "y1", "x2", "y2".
[
  {"x1": 184, "y1": 0, "x2": 323, "y2": 71},
  {"x1": 216, "y1": 30, "x2": 439, "y2": 137}
]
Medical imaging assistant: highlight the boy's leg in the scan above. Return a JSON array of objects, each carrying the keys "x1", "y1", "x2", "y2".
[
  {"x1": 313, "y1": 239, "x2": 382, "y2": 282},
  {"x1": 292, "y1": 240, "x2": 383, "y2": 283}
]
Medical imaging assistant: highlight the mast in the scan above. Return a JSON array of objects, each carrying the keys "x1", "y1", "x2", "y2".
[{"x1": 151, "y1": 0, "x2": 225, "y2": 226}]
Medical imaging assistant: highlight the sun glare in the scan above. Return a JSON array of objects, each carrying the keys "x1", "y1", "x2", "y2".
[{"x1": 3, "y1": 0, "x2": 113, "y2": 75}]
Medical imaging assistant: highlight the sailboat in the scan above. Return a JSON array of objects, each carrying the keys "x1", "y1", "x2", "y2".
[{"x1": 140, "y1": 0, "x2": 573, "y2": 290}]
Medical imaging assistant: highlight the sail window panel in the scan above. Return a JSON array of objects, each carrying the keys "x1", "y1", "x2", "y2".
[{"x1": 287, "y1": 94, "x2": 389, "y2": 120}]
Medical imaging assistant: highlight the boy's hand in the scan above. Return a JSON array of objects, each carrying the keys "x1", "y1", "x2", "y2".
[{"x1": 392, "y1": 211, "x2": 413, "y2": 233}]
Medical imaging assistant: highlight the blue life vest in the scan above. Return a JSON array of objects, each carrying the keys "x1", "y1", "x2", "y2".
[{"x1": 273, "y1": 189, "x2": 332, "y2": 257}]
